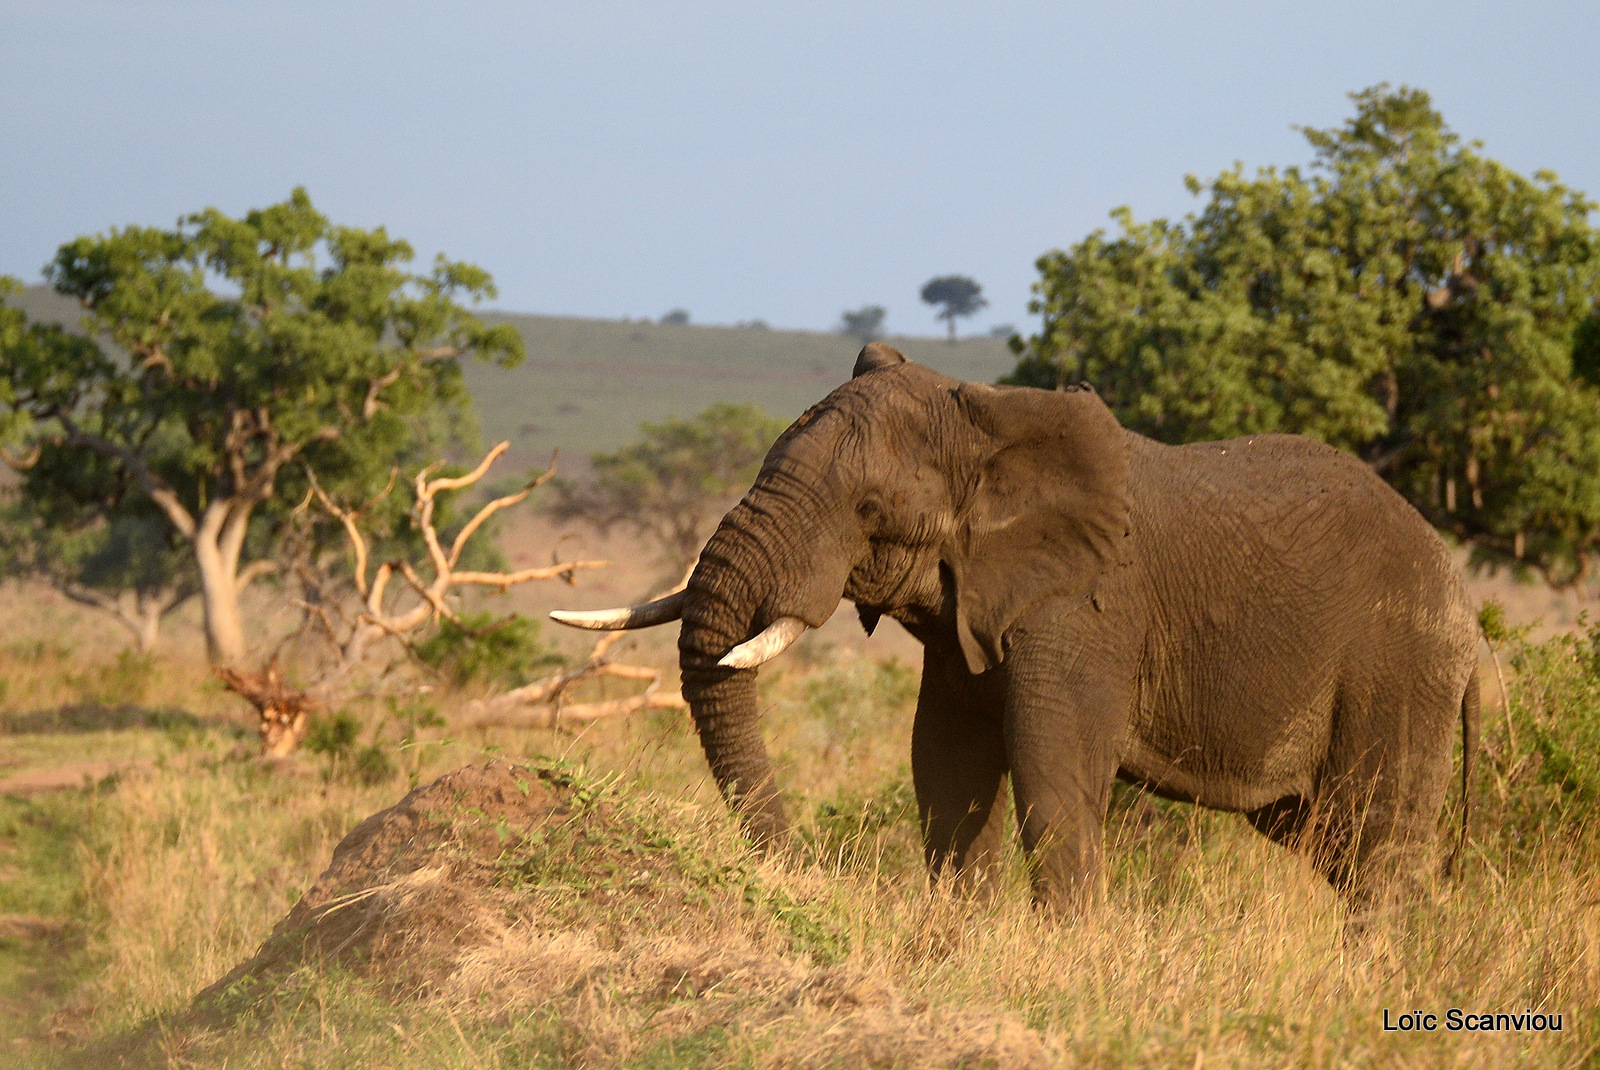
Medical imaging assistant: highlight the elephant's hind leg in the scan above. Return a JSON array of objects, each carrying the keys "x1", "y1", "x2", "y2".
[
  {"x1": 913, "y1": 649, "x2": 1008, "y2": 897},
  {"x1": 1308, "y1": 684, "x2": 1459, "y2": 913}
]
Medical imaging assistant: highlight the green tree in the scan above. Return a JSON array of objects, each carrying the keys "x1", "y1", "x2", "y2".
[
  {"x1": 920, "y1": 275, "x2": 987, "y2": 342},
  {"x1": 0, "y1": 499, "x2": 198, "y2": 653},
  {"x1": 549, "y1": 402, "x2": 788, "y2": 568},
  {"x1": 839, "y1": 305, "x2": 887, "y2": 344},
  {"x1": 1006, "y1": 85, "x2": 1600, "y2": 586},
  {"x1": 0, "y1": 190, "x2": 524, "y2": 664}
]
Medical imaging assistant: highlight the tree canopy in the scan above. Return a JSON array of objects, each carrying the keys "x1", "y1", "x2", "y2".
[
  {"x1": 1005, "y1": 85, "x2": 1600, "y2": 586},
  {"x1": 549, "y1": 402, "x2": 788, "y2": 570},
  {"x1": 920, "y1": 276, "x2": 987, "y2": 342},
  {"x1": 0, "y1": 189, "x2": 524, "y2": 662}
]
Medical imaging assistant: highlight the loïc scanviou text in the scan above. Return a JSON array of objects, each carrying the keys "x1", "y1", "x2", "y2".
[{"x1": 1382, "y1": 1009, "x2": 1563, "y2": 1032}]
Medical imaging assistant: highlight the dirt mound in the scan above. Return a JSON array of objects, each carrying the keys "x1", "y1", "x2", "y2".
[
  {"x1": 200, "y1": 758, "x2": 573, "y2": 998},
  {"x1": 200, "y1": 758, "x2": 1059, "y2": 1068}
]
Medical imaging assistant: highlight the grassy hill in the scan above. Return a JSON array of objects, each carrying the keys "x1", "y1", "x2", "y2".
[
  {"x1": 10, "y1": 285, "x2": 1017, "y2": 470},
  {"x1": 465, "y1": 312, "x2": 1015, "y2": 470}
]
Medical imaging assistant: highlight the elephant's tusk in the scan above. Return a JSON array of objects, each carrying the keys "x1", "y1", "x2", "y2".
[
  {"x1": 718, "y1": 616, "x2": 809, "y2": 669},
  {"x1": 550, "y1": 590, "x2": 687, "y2": 631}
]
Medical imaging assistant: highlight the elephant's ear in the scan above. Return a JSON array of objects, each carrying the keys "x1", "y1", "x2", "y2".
[
  {"x1": 948, "y1": 383, "x2": 1130, "y2": 675},
  {"x1": 853, "y1": 342, "x2": 908, "y2": 377}
]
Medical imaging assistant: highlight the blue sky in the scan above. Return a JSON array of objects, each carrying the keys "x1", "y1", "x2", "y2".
[{"x1": 3, "y1": 2, "x2": 1597, "y2": 336}]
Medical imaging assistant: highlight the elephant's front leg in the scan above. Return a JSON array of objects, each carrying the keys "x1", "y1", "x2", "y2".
[
  {"x1": 912, "y1": 648, "x2": 1008, "y2": 896},
  {"x1": 1003, "y1": 622, "x2": 1128, "y2": 913}
]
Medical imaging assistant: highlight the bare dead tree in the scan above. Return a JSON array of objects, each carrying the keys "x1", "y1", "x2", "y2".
[{"x1": 218, "y1": 442, "x2": 686, "y2": 755}]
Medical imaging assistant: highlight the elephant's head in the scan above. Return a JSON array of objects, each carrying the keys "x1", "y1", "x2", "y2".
[{"x1": 552, "y1": 344, "x2": 1130, "y2": 844}]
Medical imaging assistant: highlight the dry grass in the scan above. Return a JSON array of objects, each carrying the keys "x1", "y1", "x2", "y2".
[{"x1": 0, "y1": 590, "x2": 1595, "y2": 1068}]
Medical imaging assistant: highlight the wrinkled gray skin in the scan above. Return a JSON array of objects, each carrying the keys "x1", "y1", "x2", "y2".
[{"x1": 675, "y1": 344, "x2": 1479, "y2": 912}]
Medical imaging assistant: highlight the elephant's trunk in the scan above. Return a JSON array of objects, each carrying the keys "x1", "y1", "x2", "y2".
[
  {"x1": 678, "y1": 488, "x2": 853, "y2": 847},
  {"x1": 679, "y1": 508, "x2": 787, "y2": 845}
]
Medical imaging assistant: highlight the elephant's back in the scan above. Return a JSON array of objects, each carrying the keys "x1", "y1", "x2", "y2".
[
  {"x1": 1154, "y1": 433, "x2": 1458, "y2": 585},
  {"x1": 1123, "y1": 431, "x2": 1476, "y2": 775}
]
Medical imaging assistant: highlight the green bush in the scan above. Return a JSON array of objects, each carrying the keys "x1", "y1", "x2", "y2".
[
  {"x1": 303, "y1": 710, "x2": 394, "y2": 787},
  {"x1": 1504, "y1": 620, "x2": 1600, "y2": 805},
  {"x1": 1477, "y1": 606, "x2": 1600, "y2": 856},
  {"x1": 303, "y1": 710, "x2": 362, "y2": 758},
  {"x1": 413, "y1": 612, "x2": 564, "y2": 689}
]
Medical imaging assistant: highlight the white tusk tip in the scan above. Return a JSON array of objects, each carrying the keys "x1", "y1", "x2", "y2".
[
  {"x1": 548, "y1": 590, "x2": 687, "y2": 631},
  {"x1": 549, "y1": 609, "x2": 622, "y2": 630},
  {"x1": 716, "y1": 616, "x2": 809, "y2": 670}
]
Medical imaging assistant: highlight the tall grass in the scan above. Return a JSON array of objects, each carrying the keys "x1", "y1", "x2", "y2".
[{"x1": 3, "y1": 620, "x2": 1597, "y2": 1067}]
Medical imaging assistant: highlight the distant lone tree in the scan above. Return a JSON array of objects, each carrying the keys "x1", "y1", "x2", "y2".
[
  {"x1": 661, "y1": 309, "x2": 691, "y2": 326},
  {"x1": 839, "y1": 305, "x2": 887, "y2": 344},
  {"x1": 920, "y1": 276, "x2": 987, "y2": 342},
  {"x1": 0, "y1": 189, "x2": 524, "y2": 665},
  {"x1": 1005, "y1": 84, "x2": 1600, "y2": 587},
  {"x1": 549, "y1": 402, "x2": 787, "y2": 569}
]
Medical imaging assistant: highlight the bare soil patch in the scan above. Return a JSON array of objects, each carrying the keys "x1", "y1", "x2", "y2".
[{"x1": 0, "y1": 759, "x2": 147, "y2": 796}]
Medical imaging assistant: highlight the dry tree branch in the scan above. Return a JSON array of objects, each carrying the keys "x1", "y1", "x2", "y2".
[
  {"x1": 304, "y1": 464, "x2": 398, "y2": 598},
  {"x1": 447, "y1": 452, "x2": 558, "y2": 569},
  {"x1": 461, "y1": 560, "x2": 695, "y2": 732},
  {"x1": 363, "y1": 368, "x2": 403, "y2": 420},
  {"x1": 0, "y1": 443, "x2": 41, "y2": 470},
  {"x1": 219, "y1": 441, "x2": 658, "y2": 755}
]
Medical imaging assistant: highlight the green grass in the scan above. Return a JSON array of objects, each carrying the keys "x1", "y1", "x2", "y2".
[{"x1": 0, "y1": 792, "x2": 96, "y2": 1046}]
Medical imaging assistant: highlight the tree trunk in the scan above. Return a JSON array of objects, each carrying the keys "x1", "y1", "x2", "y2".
[
  {"x1": 193, "y1": 498, "x2": 248, "y2": 666},
  {"x1": 55, "y1": 585, "x2": 172, "y2": 654},
  {"x1": 195, "y1": 549, "x2": 244, "y2": 664},
  {"x1": 131, "y1": 595, "x2": 162, "y2": 654}
]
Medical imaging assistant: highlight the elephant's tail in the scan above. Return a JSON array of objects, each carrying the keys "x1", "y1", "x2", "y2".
[{"x1": 1445, "y1": 668, "x2": 1480, "y2": 878}]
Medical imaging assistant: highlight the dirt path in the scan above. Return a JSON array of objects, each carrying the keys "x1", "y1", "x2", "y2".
[{"x1": 0, "y1": 759, "x2": 146, "y2": 796}]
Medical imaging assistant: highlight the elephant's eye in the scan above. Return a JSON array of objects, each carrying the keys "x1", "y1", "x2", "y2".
[{"x1": 856, "y1": 498, "x2": 884, "y2": 529}]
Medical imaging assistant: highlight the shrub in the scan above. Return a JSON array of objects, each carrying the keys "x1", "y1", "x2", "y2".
[
  {"x1": 1503, "y1": 619, "x2": 1600, "y2": 805},
  {"x1": 1478, "y1": 603, "x2": 1600, "y2": 851},
  {"x1": 303, "y1": 710, "x2": 394, "y2": 787},
  {"x1": 412, "y1": 611, "x2": 564, "y2": 689}
]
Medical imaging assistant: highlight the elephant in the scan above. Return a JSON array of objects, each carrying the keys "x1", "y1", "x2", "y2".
[{"x1": 553, "y1": 343, "x2": 1479, "y2": 913}]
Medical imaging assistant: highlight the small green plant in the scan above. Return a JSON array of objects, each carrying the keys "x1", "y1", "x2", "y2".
[
  {"x1": 303, "y1": 710, "x2": 394, "y2": 787},
  {"x1": 351, "y1": 744, "x2": 396, "y2": 788},
  {"x1": 413, "y1": 611, "x2": 564, "y2": 689},
  {"x1": 809, "y1": 777, "x2": 918, "y2": 869},
  {"x1": 387, "y1": 695, "x2": 448, "y2": 787},
  {"x1": 304, "y1": 710, "x2": 362, "y2": 758},
  {"x1": 746, "y1": 878, "x2": 850, "y2": 966}
]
